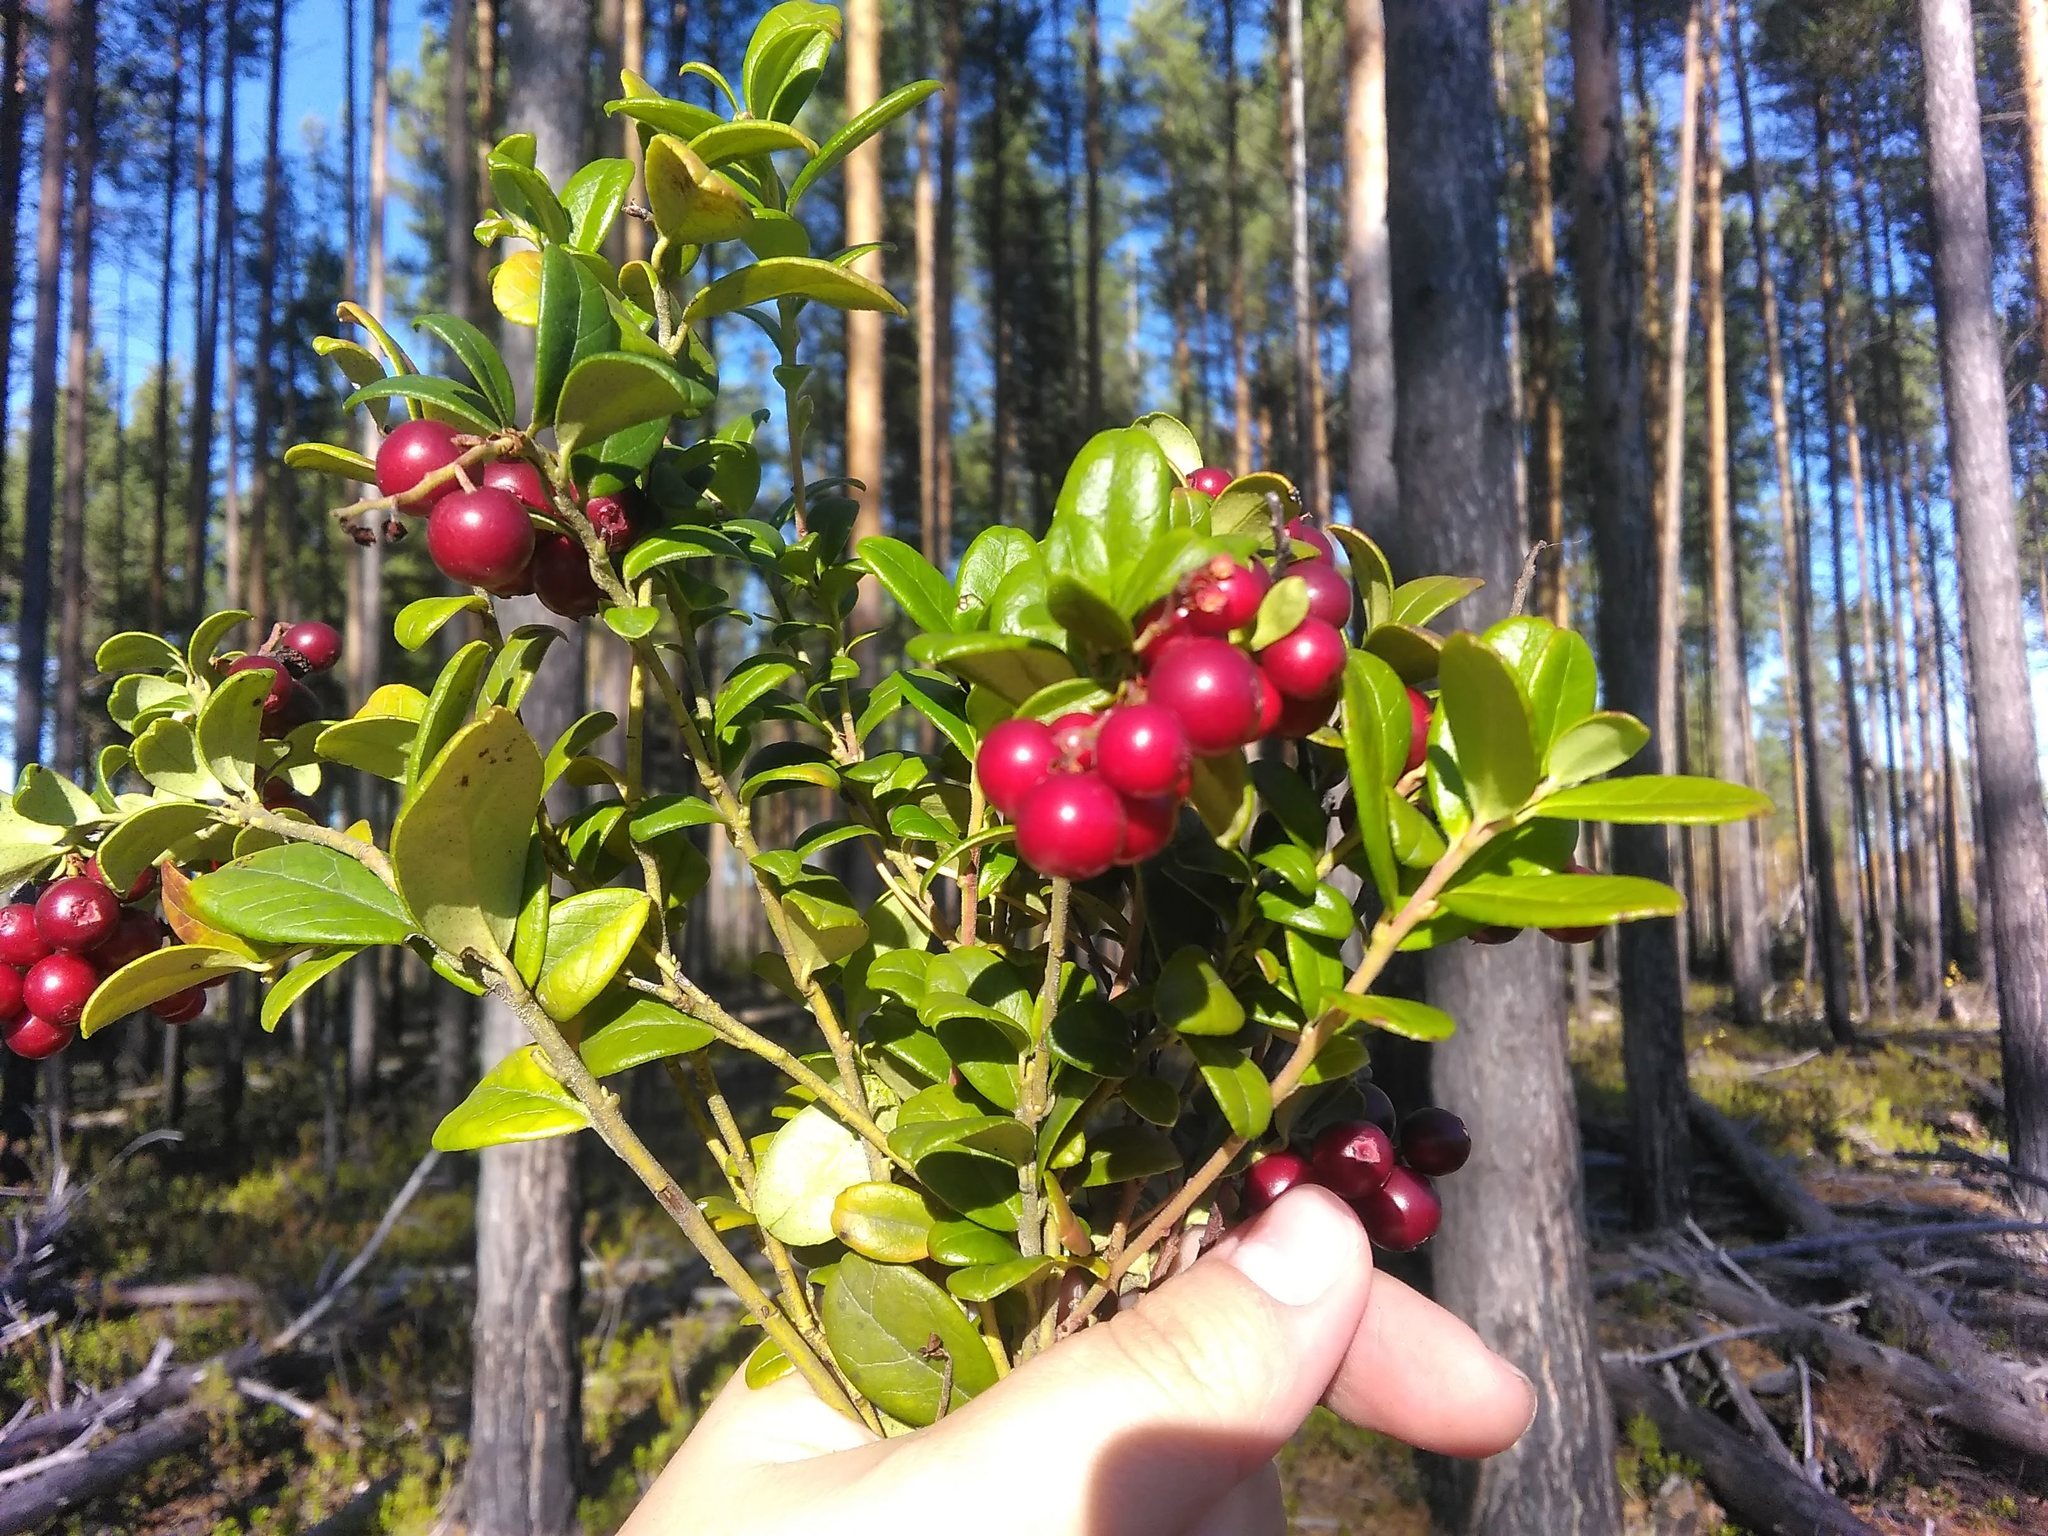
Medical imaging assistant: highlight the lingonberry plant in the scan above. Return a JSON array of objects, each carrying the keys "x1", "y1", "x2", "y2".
[{"x1": 0, "y1": 4, "x2": 1767, "y2": 1435}]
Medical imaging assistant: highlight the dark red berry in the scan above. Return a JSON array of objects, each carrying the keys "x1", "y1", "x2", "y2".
[
  {"x1": 4, "y1": 1014, "x2": 75, "y2": 1060},
  {"x1": 86, "y1": 855, "x2": 152, "y2": 902},
  {"x1": 1357, "y1": 1082, "x2": 1398, "y2": 1136},
  {"x1": 1015, "y1": 771, "x2": 1126, "y2": 881},
  {"x1": 21, "y1": 953, "x2": 96, "y2": 1027},
  {"x1": 225, "y1": 654, "x2": 294, "y2": 715},
  {"x1": 1184, "y1": 558, "x2": 1270, "y2": 636},
  {"x1": 1135, "y1": 601, "x2": 1196, "y2": 656},
  {"x1": 1404, "y1": 688, "x2": 1432, "y2": 774},
  {"x1": 264, "y1": 682, "x2": 322, "y2": 740},
  {"x1": 1399, "y1": 1107, "x2": 1471, "y2": 1177},
  {"x1": 1259, "y1": 617, "x2": 1348, "y2": 702},
  {"x1": 1271, "y1": 686, "x2": 1339, "y2": 740},
  {"x1": 0, "y1": 966, "x2": 19, "y2": 1021},
  {"x1": 0, "y1": 906, "x2": 49, "y2": 968},
  {"x1": 1355, "y1": 1167, "x2": 1441, "y2": 1251},
  {"x1": 94, "y1": 910, "x2": 165, "y2": 972},
  {"x1": 1095, "y1": 704, "x2": 1193, "y2": 800},
  {"x1": 977, "y1": 719, "x2": 1061, "y2": 817},
  {"x1": 1187, "y1": 465, "x2": 1234, "y2": 497},
  {"x1": 1049, "y1": 712, "x2": 1099, "y2": 770},
  {"x1": 376, "y1": 418, "x2": 466, "y2": 511},
  {"x1": 531, "y1": 533, "x2": 606, "y2": 618},
  {"x1": 1544, "y1": 860, "x2": 1602, "y2": 944},
  {"x1": 479, "y1": 456, "x2": 551, "y2": 511},
  {"x1": 428, "y1": 488, "x2": 538, "y2": 594},
  {"x1": 1284, "y1": 516, "x2": 1335, "y2": 562},
  {"x1": 260, "y1": 776, "x2": 306, "y2": 812},
  {"x1": 34, "y1": 877, "x2": 120, "y2": 953},
  {"x1": 1309, "y1": 1118, "x2": 1398, "y2": 1200},
  {"x1": 1469, "y1": 925, "x2": 1519, "y2": 945},
  {"x1": 1116, "y1": 794, "x2": 1179, "y2": 865},
  {"x1": 280, "y1": 620, "x2": 343, "y2": 673},
  {"x1": 586, "y1": 491, "x2": 642, "y2": 557},
  {"x1": 1243, "y1": 1149, "x2": 1312, "y2": 1213},
  {"x1": 1253, "y1": 671, "x2": 1283, "y2": 737},
  {"x1": 1294, "y1": 560, "x2": 1355, "y2": 628},
  {"x1": 1145, "y1": 638, "x2": 1264, "y2": 755},
  {"x1": 153, "y1": 987, "x2": 206, "y2": 1024}
]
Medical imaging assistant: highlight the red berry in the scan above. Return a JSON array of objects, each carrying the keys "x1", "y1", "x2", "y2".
[
  {"x1": 1253, "y1": 672, "x2": 1283, "y2": 737},
  {"x1": 531, "y1": 532, "x2": 606, "y2": 619},
  {"x1": 1357, "y1": 1082, "x2": 1398, "y2": 1136},
  {"x1": 1116, "y1": 794, "x2": 1179, "y2": 865},
  {"x1": 1258, "y1": 617, "x2": 1347, "y2": 702},
  {"x1": 225, "y1": 654, "x2": 294, "y2": 715},
  {"x1": 86, "y1": 855, "x2": 153, "y2": 903},
  {"x1": 260, "y1": 776, "x2": 306, "y2": 812},
  {"x1": 1187, "y1": 465, "x2": 1234, "y2": 497},
  {"x1": 1404, "y1": 688, "x2": 1432, "y2": 774},
  {"x1": 34, "y1": 877, "x2": 120, "y2": 953},
  {"x1": 95, "y1": 910, "x2": 165, "y2": 972},
  {"x1": 1184, "y1": 559, "x2": 1270, "y2": 636},
  {"x1": 977, "y1": 719, "x2": 1061, "y2": 818},
  {"x1": 1399, "y1": 1107, "x2": 1471, "y2": 1177},
  {"x1": 1243, "y1": 1149, "x2": 1311, "y2": 1213},
  {"x1": 21, "y1": 953, "x2": 96, "y2": 1027},
  {"x1": 1145, "y1": 638, "x2": 1264, "y2": 755},
  {"x1": 1271, "y1": 686, "x2": 1339, "y2": 740},
  {"x1": 1135, "y1": 601, "x2": 1196, "y2": 656},
  {"x1": 376, "y1": 418, "x2": 466, "y2": 511},
  {"x1": 1309, "y1": 1118, "x2": 1399, "y2": 1200},
  {"x1": 1294, "y1": 560, "x2": 1355, "y2": 628},
  {"x1": 0, "y1": 906, "x2": 50, "y2": 968},
  {"x1": 1284, "y1": 516, "x2": 1335, "y2": 561},
  {"x1": 1545, "y1": 860, "x2": 1602, "y2": 944},
  {"x1": 4, "y1": 1014, "x2": 75, "y2": 1061},
  {"x1": 1049, "y1": 712, "x2": 1099, "y2": 770},
  {"x1": 0, "y1": 966, "x2": 19, "y2": 1020},
  {"x1": 1015, "y1": 772, "x2": 1127, "y2": 881},
  {"x1": 1355, "y1": 1167, "x2": 1442, "y2": 1251},
  {"x1": 153, "y1": 987, "x2": 206, "y2": 1024},
  {"x1": 280, "y1": 621, "x2": 343, "y2": 673},
  {"x1": 1469, "y1": 925, "x2": 1519, "y2": 945},
  {"x1": 428, "y1": 488, "x2": 538, "y2": 594},
  {"x1": 480, "y1": 456, "x2": 551, "y2": 511},
  {"x1": 586, "y1": 491, "x2": 642, "y2": 556},
  {"x1": 1095, "y1": 704, "x2": 1193, "y2": 800}
]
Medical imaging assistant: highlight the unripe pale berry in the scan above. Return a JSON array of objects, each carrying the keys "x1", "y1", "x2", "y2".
[
  {"x1": 3, "y1": 1013, "x2": 75, "y2": 1060},
  {"x1": 1284, "y1": 516, "x2": 1335, "y2": 561},
  {"x1": 531, "y1": 533, "x2": 606, "y2": 619},
  {"x1": 1294, "y1": 559, "x2": 1355, "y2": 628},
  {"x1": 1242, "y1": 1149, "x2": 1311, "y2": 1213},
  {"x1": 428, "y1": 487, "x2": 537, "y2": 594},
  {"x1": 376, "y1": 419, "x2": 466, "y2": 511},
  {"x1": 1116, "y1": 794, "x2": 1179, "y2": 865},
  {"x1": 0, "y1": 906, "x2": 50, "y2": 968},
  {"x1": 1258, "y1": 617, "x2": 1347, "y2": 701},
  {"x1": 1405, "y1": 688, "x2": 1432, "y2": 774},
  {"x1": 21, "y1": 953, "x2": 96, "y2": 1027},
  {"x1": 1187, "y1": 466, "x2": 1234, "y2": 497},
  {"x1": 1184, "y1": 559, "x2": 1270, "y2": 636},
  {"x1": 35, "y1": 877, "x2": 121, "y2": 953},
  {"x1": 1355, "y1": 1167, "x2": 1441, "y2": 1251},
  {"x1": 1399, "y1": 1107, "x2": 1472, "y2": 1176},
  {"x1": 1014, "y1": 771, "x2": 1126, "y2": 881},
  {"x1": 153, "y1": 987, "x2": 206, "y2": 1024},
  {"x1": 977, "y1": 718, "x2": 1061, "y2": 818},
  {"x1": 479, "y1": 456, "x2": 551, "y2": 511},
  {"x1": 1095, "y1": 704, "x2": 1193, "y2": 800},
  {"x1": 1145, "y1": 638, "x2": 1264, "y2": 755},
  {"x1": 1309, "y1": 1118, "x2": 1398, "y2": 1200}
]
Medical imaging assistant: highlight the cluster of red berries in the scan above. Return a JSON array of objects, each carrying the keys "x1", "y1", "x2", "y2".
[
  {"x1": 0, "y1": 867, "x2": 185, "y2": 1061},
  {"x1": 376, "y1": 419, "x2": 638, "y2": 620},
  {"x1": 977, "y1": 482, "x2": 1435, "y2": 881},
  {"x1": 222, "y1": 619, "x2": 342, "y2": 739},
  {"x1": 1240, "y1": 1085, "x2": 1469, "y2": 1251}
]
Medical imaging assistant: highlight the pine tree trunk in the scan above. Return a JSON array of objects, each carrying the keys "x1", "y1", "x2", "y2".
[
  {"x1": 1917, "y1": 0, "x2": 2048, "y2": 1218},
  {"x1": 9, "y1": 0, "x2": 73, "y2": 770},
  {"x1": 1523, "y1": 0, "x2": 1565, "y2": 622},
  {"x1": 1082, "y1": 0, "x2": 1102, "y2": 424},
  {"x1": 1344, "y1": 0, "x2": 1394, "y2": 534},
  {"x1": 1222, "y1": 0, "x2": 1250, "y2": 472},
  {"x1": 844, "y1": 0, "x2": 884, "y2": 585},
  {"x1": 1281, "y1": 0, "x2": 1324, "y2": 516},
  {"x1": 1903, "y1": 454, "x2": 1947, "y2": 1004},
  {"x1": 246, "y1": 0, "x2": 286, "y2": 638},
  {"x1": 447, "y1": 0, "x2": 475, "y2": 321},
  {"x1": 0, "y1": 0, "x2": 28, "y2": 582},
  {"x1": 185, "y1": 9, "x2": 231, "y2": 628},
  {"x1": 53, "y1": 0, "x2": 95, "y2": 781},
  {"x1": 1654, "y1": 0, "x2": 1702, "y2": 784},
  {"x1": 934, "y1": 0, "x2": 958, "y2": 564},
  {"x1": 2021, "y1": 0, "x2": 2048, "y2": 381},
  {"x1": 1629, "y1": 10, "x2": 1661, "y2": 467},
  {"x1": 1386, "y1": 4, "x2": 1622, "y2": 1528},
  {"x1": 621, "y1": 0, "x2": 648, "y2": 263},
  {"x1": 474, "y1": 0, "x2": 498, "y2": 306},
  {"x1": 148, "y1": 13, "x2": 182, "y2": 637},
  {"x1": 988, "y1": 0, "x2": 1008, "y2": 520},
  {"x1": 914, "y1": 0, "x2": 937, "y2": 564}
]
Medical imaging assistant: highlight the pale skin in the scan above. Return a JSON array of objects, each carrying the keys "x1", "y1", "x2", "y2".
[{"x1": 624, "y1": 1188, "x2": 1537, "y2": 1536}]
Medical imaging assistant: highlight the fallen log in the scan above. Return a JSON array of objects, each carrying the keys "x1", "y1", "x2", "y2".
[
  {"x1": 0, "y1": 1404, "x2": 209, "y2": 1536},
  {"x1": 1603, "y1": 1361, "x2": 1880, "y2": 1536}
]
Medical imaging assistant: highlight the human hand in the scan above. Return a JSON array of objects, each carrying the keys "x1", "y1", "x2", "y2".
[{"x1": 623, "y1": 1188, "x2": 1537, "y2": 1536}]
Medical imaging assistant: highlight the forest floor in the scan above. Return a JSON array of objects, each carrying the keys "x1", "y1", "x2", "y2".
[{"x1": 5, "y1": 972, "x2": 2047, "y2": 1535}]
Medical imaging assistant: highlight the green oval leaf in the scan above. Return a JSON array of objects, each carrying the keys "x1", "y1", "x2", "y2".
[
  {"x1": 820, "y1": 1254, "x2": 997, "y2": 1428},
  {"x1": 260, "y1": 947, "x2": 363, "y2": 1033},
  {"x1": 945, "y1": 1255, "x2": 1057, "y2": 1304},
  {"x1": 195, "y1": 666, "x2": 275, "y2": 794},
  {"x1": 433, "y1": 1045, "x2": 591, "y2": 1151},
  {"x1": 1437, "y1": 871, "x2": 1684, "y2": 928},
  {"x1": 831, "y1": 1181, "x2": 937, "y2": 1263},
  {"x1": 282, "y1": 441, "x2": 379, "y2": 483},
  {"x1": 555, "y1": 351, "x2": 706, "y2": 458},
  {"x1": 82, "y1": 944, "x2": 264, "y2": 1038},
  {"x1": 681, "y1": 255, "x2": 906, "y2": 327},
  {"x1": 789, "y1": 77, "x2": 941, "y2": 205},
  {"x1": 532, "y1": 244, "x2": 613, "y2": 428},
  {"x1": 857, "y1": 535, "x2": 956, "y2": 635},
  {"x1": 1530, "y1": 774, "x2": 1772, "y2": 825},
  {"x1": 95, "y1": 801, "x2": 216, "y2": 893},
  {"x1": 1437, "y1": 633, "x2": 1539, "y2": 823},
  {"x1": 1184, "y1": 1035, "x2": 1273, "y2": 1140},
  {"x1": 343, "y1": 375, "x2": 500, "y2": 435},
  {"x1": 578, "y1": 994, "x2": 717, "y2": 1076},
  {"x1": 1546, "y1": 711, "x2": 1651, "y2": 786},
  {"x1": 394, "y1": 594, "x2": 488, "y2": 653},
  {"x1": 1157, "y1": 946, "x2": 1247, "y2": 1037},
  {"x1": 185, "y1": 843, "x2": 417, "y2": 948},
  {"x1": 755, "y1": 1103, "x2": 871, "y2": 1247},
  {"x1": 412, "y1": 312, "x2": 518, "y2": 424},
  {"x1": 534, "y1": 888, "x2": 653, "y2": 1022},
  {"x1": 1319, "y1": 991, "x2": 1457, "y2": 1042}
]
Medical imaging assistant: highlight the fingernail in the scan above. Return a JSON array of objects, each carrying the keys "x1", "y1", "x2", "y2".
[
  {"x1": 1512, "y1": 1366, "x2": 1540, "y2": 1435},
  {"x1": 1222, "y1": 1188, "x2": 1353, "y2": 1307}
]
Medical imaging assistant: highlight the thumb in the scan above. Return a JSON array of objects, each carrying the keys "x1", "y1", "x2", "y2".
[{"x1": 890, "y1": 1187, "x2": 1374, "y2": 1536}]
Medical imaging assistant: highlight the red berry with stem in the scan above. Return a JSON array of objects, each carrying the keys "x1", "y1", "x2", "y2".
[
  {"x1": 225, "y1": 654, "x2": 294, "y2": 715},
  {"x1": 1271, "y1": 686, "x2": 1338, "y2": 740},
  {"x1": 976, "y1": 718, "x2": 1061, "y2": 818},
  {"x1": 1309, "y1": 1118, "x2": 1399, "y2": 1200},
  {"x1": 1116, "y1": 794, "x2": 1179, "y2": 865},
  {"x1": 280, "y1": 620, "x2": 343, "y2": 673},
  {"x1": 1399, "y1": 1107, "x2": 1471, "y2": 1177},
  {"x1": 428, "y1": 487, "x2": 538, "y2": 594},
  {"x1": 0, "y1": 906, "x2": 49, "y2": 968},
  {"x1": 480, "y1": 456, "x2": 551, "y2": 511},
  {"x1": 0, "y1": 966, "x2": 19, "y2": 1022},
  {"x1": 1242, "y1": 1149, "x2": 1312, "y2": 1213},
  {"x1": 153, "y1": 987, "x2": 206, "y2": 1024},
  {"x1": 86, "y1": 855, "x2": 152, "y2": 902},
  {"x1": 1184, "y1": 558, "x2": 1270, "y2": 636},
  {"x1": 1404, "y1": 688, "x2": 1432, "y2": 774},
  {"x1": 1187, "y1": 465, "x2": 1234, "y2": 497},
  {"x1": 1293, "y1": 560, "x2": 1355, "y2": 628},
  {"x1": 34, "y1": 877, "x2": 120, "y2": 953},
  {"x1": 1258, "y1": 617, "x2": 1348, "y2": 701},
  {"x1": 1049, "y1": 712, "x2": 1099, "y2": 770},
  {"x1": 1095, "y1": 704, "x2": 1193, "y2": 800},
  {"x1": 1355, "y1": 1167, "x2": 1442, "y2": 1251},
  {"x1": 531, "y1": 532, "x2": 606, "y2": 618},
  {"x1": 1146, "y1": 638, "x2": 1264, "y2": 754},
  {"x1": 1544, "y1": 860, "x2": 1602, "y2": 944},
  {"x1": 586, "y1": 491, "x2": 642, "y2": 556},
  {"x1": 95, "y1": 910, "x2": 165, "y2": 973},
  {"x1": 1015, "y1": 771, "x2": 1127, "y2": 881},
  {"x1": 1284, "y1": 516, "x2": 1335, "y2": 561},
  {"x1": 4, "y1": 1013, "x2": 75, "y2": 1060},
  {"x1": 22, "y1": 953, "x2": 96, "y2": 1027},
  {"x1": 375, "y1": 418, "x2": 466, "y2": 511}
]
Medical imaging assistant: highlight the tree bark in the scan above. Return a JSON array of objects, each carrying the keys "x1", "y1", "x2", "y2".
[
  {"x1": 1385, "y1": 4, "x2": 1623, "y2": 1528},
  {"x1": 53, "y1": 0, "x2": 95, "y2": 780},
  {"x1": 447, "y1": 0, "x2": 476, "y2": 321},
  {"x1": 914, "y1": 0, "x2": 937, "y2": 565},
  {"x1": 1222, "y1": 0, "x2": 1250, "y2": 472},
  {"x1": 1083, "y1": 0, "x2": 1102, "y2": 425},
  {"x1": 246, "y1": 0, "x2": 287, "y2": 638},
  {"x1": 146, "y1": 14, "x2": 181, "y2": 639},
  {"x1": 0, "y1": 0, "x2": 27, "y2": 593},
  {"x1": 184, "y1": 6, "x2": 232, "y2": 629},
  {"x1": 988, "y1": 0, "x2": 1008, "y2": 521},
  {"x1": 1653, "y1": 0, "x2": 1702, "y2": 786},
  {"x1": 1281, "y1": 0, "x2": 1324, "y2": 516},
  {"x1": 2021, "y1": 0, "x2": 2048, "y2": 383},
  {"x1": 934, "y1": 0, "x2": 958, "y2": 564},
  {"x1": 9, "y1": 0, "x2": 73, "y2": 771},
  {"x1": 1524, "y1": 0, "x2": 1565, "y2": 622},
  {"x1": 1917, "y1": 0, "x2": 2048, "y2": 1218},
  {"x1": 1343, "y1": 0, "x2": 1394, "y2": 534}
]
